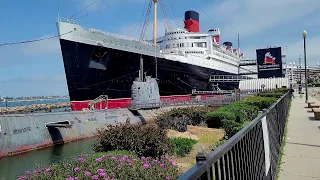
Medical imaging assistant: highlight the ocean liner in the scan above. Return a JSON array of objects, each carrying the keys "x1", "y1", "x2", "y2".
[{"x1": 57, "y1": 1, "x2": 255, "y2": 107}]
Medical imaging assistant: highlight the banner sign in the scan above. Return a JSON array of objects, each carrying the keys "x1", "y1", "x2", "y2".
[{"x1": 256, "y1": 47, "x2": 283, "y2": 78}]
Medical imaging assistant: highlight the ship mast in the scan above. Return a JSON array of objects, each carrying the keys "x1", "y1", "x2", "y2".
[
  {"x1": 153, "y1": 0, "x2": 158, "y2": 45},
  {"x1": 153, "y1": 0, "x2": 158, "y2": 78}
]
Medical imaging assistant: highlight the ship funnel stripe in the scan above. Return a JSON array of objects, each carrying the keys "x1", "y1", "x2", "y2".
[{"x1": 185, "y1": 11, "x2": 199, "y2": 22}]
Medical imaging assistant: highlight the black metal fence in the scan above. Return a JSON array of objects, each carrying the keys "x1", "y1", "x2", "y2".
[{"x1": 178, "y1": 92, "x2": 291, "y2": 180}]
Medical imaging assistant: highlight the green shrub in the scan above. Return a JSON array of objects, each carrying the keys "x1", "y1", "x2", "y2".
[
  {"x1": 242, "y1": 96, "x2": 277, "y2": 110},
  {"x1": 156, "y1": 106, "x2": 217, "y2": 132},
  {"x1": 93, "y1": 123, "x2": 172, "y2": 159},
  {"x1": 221, "y1": 119, "x2": 244, "y2": 137},
  {"x1": 18, "y1": 151, "x2": 180, "y2": 180},
  {"x1": 224, "y1": 102, "x2": 259, "y2": 123},
  {"x1": 170, "y1": 138, "x2": 197, "y2": 157},
  {"x1": 259, "y1": 92, "x2": 284, "y2": 98},
  {"x1": 205, "y1": 110, "x2": 236, "y2": 128},
  {"x1": 312, "y1": 83, "x2": 320, "y2": 87},
  {"x1": 270, "y1": 88, "x2": 289, "y2": 93}
]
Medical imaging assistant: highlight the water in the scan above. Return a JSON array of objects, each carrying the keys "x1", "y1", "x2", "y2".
[
  {"x1": 0, "y1": 137, "x2": 96, "y2": 180},
  {"x1": 0, "y1": 99, "x2": 69, "y2": 108}
]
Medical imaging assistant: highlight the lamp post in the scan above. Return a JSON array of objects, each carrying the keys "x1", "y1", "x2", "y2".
[
  {"x1": 302, "y1": 30, "x2": 308, "y2": 102},
  {"x1": 299, "y1": 58, "x2": 302, "y2": 98}
]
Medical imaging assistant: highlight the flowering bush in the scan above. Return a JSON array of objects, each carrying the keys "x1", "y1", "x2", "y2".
[
  {"x1": 17, "y1": 151, "x2": 179, "y2": 180},
  {"x1": 93, "y1": 123, "x2": 172, "y2": 159}
]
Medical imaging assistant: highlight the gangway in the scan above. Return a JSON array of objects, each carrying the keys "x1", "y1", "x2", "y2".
[{"x1": 209, "y1": 75, "x2": 254, "y2": 82}]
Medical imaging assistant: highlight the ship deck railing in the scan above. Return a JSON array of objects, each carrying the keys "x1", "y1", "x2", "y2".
[
  {"x1": 57, "y1": 17, "x2": 78, "y2": 24},
  {"x1": 239, "y1": 59, "x2": 257, "y2": 66},
  {"x1": 209, "y1": 75, "x2": 255, "y2": 82},
  {"x1": 192, "y1": 90, "x2": 235, "y2": 94},
  {"x1": 128, "y1": 96, "x2": 236, "y2": 110}
]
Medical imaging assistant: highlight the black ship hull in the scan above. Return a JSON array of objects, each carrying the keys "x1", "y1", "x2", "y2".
[{"x1": 60, "y1": 39, "x2": 239, "y2": 101}]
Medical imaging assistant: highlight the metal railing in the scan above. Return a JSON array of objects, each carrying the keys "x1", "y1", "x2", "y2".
[
  {"x1": 128, "y1": 95, "x2": 236, "y2": 110},
  {"x1": 178, "y1": 92, "x2": 291, "y2": 180},
  {"x1": 192, "y1": 90, "x2": 235, "y2": 94},
  {"x1": 56, "y1": 17, "x2": 78, "y2": 24},
  {"x1": 209, "y1": 75, "x2": 254, "y2": 82}
]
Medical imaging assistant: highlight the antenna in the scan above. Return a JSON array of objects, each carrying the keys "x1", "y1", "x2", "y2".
[
  {"x1": 237, "y1": 32, "x2": 240, "y2": 56},
  {"x1": 58, "y1": 0, "x2": 60, "y2": 18}
]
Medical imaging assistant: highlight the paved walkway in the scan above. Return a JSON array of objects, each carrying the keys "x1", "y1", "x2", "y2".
[{"x1": 279, "y1": 94, "x2": 320, "y2": 180}]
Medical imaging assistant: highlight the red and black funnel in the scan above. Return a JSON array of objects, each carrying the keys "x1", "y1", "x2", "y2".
[{"x1": 184, "y1": 11, "x2": 200, "y2": 32}]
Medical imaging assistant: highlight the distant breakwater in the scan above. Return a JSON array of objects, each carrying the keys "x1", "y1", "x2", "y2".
[{"x1": 0, "y1": 102, "x2": 71, "y2": 114}]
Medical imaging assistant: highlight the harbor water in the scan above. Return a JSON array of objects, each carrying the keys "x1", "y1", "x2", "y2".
[
  {"x1": 0, "y1": 98, "x2": 69, "y2": 108},
  {"x1": 0, "y1": 137, "x2": 97, "y2": 180}
]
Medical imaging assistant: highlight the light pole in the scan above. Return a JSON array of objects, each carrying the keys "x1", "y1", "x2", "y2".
[
  {"x1": 299, "y1": 63, "x2": 302, "y2": 98},
  {"x1": 302, "y1": 30, "x2": 308, "y2": 102}
]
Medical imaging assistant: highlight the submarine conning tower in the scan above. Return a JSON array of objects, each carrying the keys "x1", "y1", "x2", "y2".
[{"x1": 184, "y1": 10, "x2": 200, "y2": 32}]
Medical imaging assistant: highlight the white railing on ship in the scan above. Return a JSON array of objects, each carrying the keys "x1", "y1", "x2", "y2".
[
  {"x1": 192, "y1": 90, "x2": 235, "y2": 94},
  {"x1": 57, "y1": 17, "x2": 78, "y2": 24},
  {"x1": 209, "y1": 75, "x2": 254, "y2": 82},
  {"x1": 83, "y1": 27, "x2": 158, "y2": 47}
]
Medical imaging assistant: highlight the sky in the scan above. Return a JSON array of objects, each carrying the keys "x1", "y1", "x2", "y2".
[{"x1": 0, "y1": 0, "x2": 320, "y2": 97}]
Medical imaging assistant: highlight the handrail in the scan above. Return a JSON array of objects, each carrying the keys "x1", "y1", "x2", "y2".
[{"x1": 178, "y1": 91, "x2": 290, "y2": 180}]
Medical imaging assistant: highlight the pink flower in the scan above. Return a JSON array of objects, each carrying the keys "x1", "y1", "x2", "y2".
[
  {"x1": 171, "y1": 162, "x2": 176, "y2": 167},
  {"x1": 74, "y1": 167, "x2": 80, "y2": 172},
  {"x1": 111, "y1": 172, "x2": 115, "y2": 175},
  {"x1": 153, "y1": 159, "x2": 158, "y2": 163},
  {"x1": 17, "y1": 177, "x2": 23, "y2": 180},
  {"x1": 85, "y1": 172, "x2": 91, "y2": 177},
  {"x1": 33, "y1": 170, "x2": 38, "y2": 175},
  {"x1": 125, "y1": 163, "x2": 132, "y2": 167},
  {"x1": 66, "y1": 177, "x2": 74, "y2": 180},
  {"x1": 132, "y1": 158, "x2": 137, "y2": 162},
  {"x1": 25, "y1": 171, "x2": 31, "y2": 175},
  {"x1": 166, "y1": 177, "x2": 171, "y2": 180},
  {"x1": 169, "y1": 159, "x2": 174, "y2": 164},
  {"x1": 97, "y1": 169, "x2": 104, "y2": 173},
  {"x1": 111, "y1": 157, "x2": 116, "y2": 161},
  {"x1": 100, "y1": 173, "x2": 106, "y2": 178},
  {"x1": 160, "y1": 163, "x2": 166, "y2": 168},
  {"x1": 143, "y1": 163, "x2": 150, "y2": 169},
  {"x1": 77, "y1": 157, "x2": 85, "y2": 163},
  {"x1": 119, "y1": 158, "x2": 125, "y2": 162},
  {"x1": 92, "y1": 175, "x2": 99, "y2": 180},
  {"x1": 117, "y1": 154, "x2": 122, "y2": 157},
  {"x1": 123, "y1": 155, "x2": 128, "y2": 159},
  {"x1": 45, "y1": 168, "x2": 51, "y2": 173},
  {"x1": 75, "y1": 178, "x2": 79, "y2": 180},
  {"x1": 96, "y1": 158, "x2": 103, "y2": 162},
  {"x1": 141, "y1": 156, "x2": 146, "y2": 161}
]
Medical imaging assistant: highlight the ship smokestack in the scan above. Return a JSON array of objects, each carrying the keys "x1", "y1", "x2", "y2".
[
  {"x1": 223, "y1": 42, "x2": 233, "y2": 50},
  {"x1": 184, "y1": 11, "x2": 200, "y2": 32}
]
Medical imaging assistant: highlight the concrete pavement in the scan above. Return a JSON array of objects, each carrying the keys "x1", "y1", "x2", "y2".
[{"x1": 278, "y1": 94, "x2": 320, "y2": 180}]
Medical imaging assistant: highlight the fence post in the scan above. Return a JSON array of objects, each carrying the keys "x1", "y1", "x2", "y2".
[{"x1": 196, "y1": 152, "x2": 211, "y2": 180}]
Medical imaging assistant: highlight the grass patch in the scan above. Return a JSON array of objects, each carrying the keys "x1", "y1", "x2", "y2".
[{"x1": 170, "y1": 138, "x2": 197, "y2": 157}]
